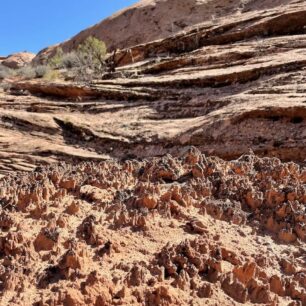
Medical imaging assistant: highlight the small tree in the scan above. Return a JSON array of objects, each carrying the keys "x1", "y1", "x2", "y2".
[
  {"x1": 45, "y1": 37, "x2": 107, "y2": 82},
  {"x1": 77, "y1": 36, "x2": 107, "y2": 73}
]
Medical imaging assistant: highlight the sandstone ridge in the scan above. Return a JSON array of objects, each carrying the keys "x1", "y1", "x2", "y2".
[{"x1": 33, "y1": 0, "x2": 297, "y2": 63}]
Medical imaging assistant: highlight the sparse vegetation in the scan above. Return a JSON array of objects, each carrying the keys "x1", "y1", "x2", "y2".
[
  {"x1": 0, "y1": 64, "x2": 14, "y2": 79},
  {"x1": 16, "y1": 65, "x2": 50, "y2": 79},
  {"x1": 61, "y1": 51, "x2": 80, "y2": 69},
  {"x1": 0, "y1": 37, "x2": 107, "y2": 83},
  {"x1": 35, "y1": 65, "x2": 50, "y2": 78},
  {"x1": 49, "y1": 48, "x2": 64, "y2": 69},
  {"x1": 46, "y1": 36, "x2": 107, "y2": 82},
  {"x1": 0, "y1": 81, "x2": 12, "y2": 92},
  {"x1": 43, "y1": 69, "x2": 61, "y2": 81},
  {"x1": 77, "y1": 36, "x2": 107, "y2": 72},
  {"x1": 16, "y1": 66, "x2": 36, "y2": 79}
]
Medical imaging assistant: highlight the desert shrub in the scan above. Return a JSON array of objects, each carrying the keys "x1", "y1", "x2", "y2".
[
  {"x1": 77, "y1": 36, "x2": 107, "y2": 73},
  {"x1": 17, "y1": 66, "x2": 36, "y2": 79},
  {"x1": 43, "y1": 69, "x2": 61, "y2": 81},
  {"x1": 0, "y1": 64, "x2": 14, "y2": 79},
  {"x1": 35, "y1": 65, "x2": 50, "y2": 78},
  {"x1": 49, "y1": 48, "x2": 64, "y2": 68},
  {"x1": 16, "y1": 65, "x2": 50, "y2": 79},
  {"x1": 0, "y1": 82, "x2": 12, "y2": 92},
  {"x1": 61, "y1": 51, "x2": 80, "y2": 68},
  {"x1": 45, "y1": 37, "x2": 107, "y2": 82}
]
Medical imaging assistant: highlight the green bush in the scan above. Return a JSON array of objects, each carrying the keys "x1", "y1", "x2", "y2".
[{"x1": 77, "y1": 36, "x2": 107, "y2": 72}]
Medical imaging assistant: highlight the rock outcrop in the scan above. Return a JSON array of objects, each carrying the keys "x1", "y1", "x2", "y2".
[
  {"x1": 1, "y1": 0, "x2": 306, "y2": 175},
  {"x1": 33, "y1": 0, "x2": 298, "y2": 63},
  {"x1": 0, "y1": 1, "x2": 305, "y2": 305},
  {"x1": 35, "y1": 0, "x2": 237, "y2": 62},
  {"x1": 0, "y1": 150, "x2": 305, "y2": 305},
  {"x1": 2, "y1": 52, "x2": 35, "y2": 69}
]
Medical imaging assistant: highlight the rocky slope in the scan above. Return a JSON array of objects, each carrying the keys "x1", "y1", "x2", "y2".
[
  {"x1": 33, "y1": 0, "x2": 297, "y2": 63},
  {"x1": 0, "y1": 1, "x2": 305, "y2": 305},
  {"x1": 1, "y1": 0, "x2": 305, "y2": 175},
  {"x1": 0, "y1": 149, "x2": 305, "y2": 305}
]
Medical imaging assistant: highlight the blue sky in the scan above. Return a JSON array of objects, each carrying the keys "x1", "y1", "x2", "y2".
[{"x1": 0, "y1": 1, "x2": 138, "y2": 56}]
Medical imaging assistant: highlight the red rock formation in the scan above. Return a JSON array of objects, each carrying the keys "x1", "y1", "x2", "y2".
[
  {"x1": 0, "y1": 150, "x2": 304, "y2": 305},
  {"x1": 2, "y1": 0, "x2": 306, "y2": 175},
  {"x1": 2, "y1": 52, "x2": 35, "y2": 69},
  {"x1": 0, "y1": 0, "x2": 305, "y2": 304}
]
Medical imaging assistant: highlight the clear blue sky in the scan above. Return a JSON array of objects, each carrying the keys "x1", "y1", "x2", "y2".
[{"x1": 0, "y1": 1, "x2": 138, "y2": 56}]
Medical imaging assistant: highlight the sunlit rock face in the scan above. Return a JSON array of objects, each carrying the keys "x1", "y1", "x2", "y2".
[{"x1": 2, "y1": 52, "x2": 35, "y2": 69}]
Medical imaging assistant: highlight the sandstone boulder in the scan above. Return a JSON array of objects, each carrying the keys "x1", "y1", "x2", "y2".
[{"x1": 2, "y1": 52, "x2": 35, "y2": 69}]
